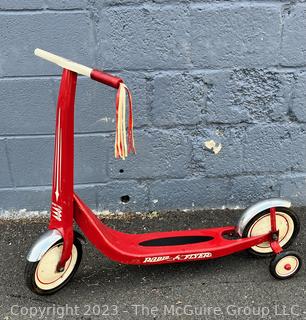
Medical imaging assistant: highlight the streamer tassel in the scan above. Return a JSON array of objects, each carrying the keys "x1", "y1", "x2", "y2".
[{"x1": 115, "y1": 83, "x2": 136, "y2": 159}]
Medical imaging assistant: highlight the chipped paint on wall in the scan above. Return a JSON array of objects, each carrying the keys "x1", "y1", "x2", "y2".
[
  {"x1": 97, "y1": 117, "x2": 115, "y2": 123},
  {"x1": 203, "y1": 140, "x2": 222, "y2": 155}
]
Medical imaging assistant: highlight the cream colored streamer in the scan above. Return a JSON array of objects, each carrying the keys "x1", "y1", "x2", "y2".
[{"x1": 115, "y1": 83, "x2": 128, "y2": 159}]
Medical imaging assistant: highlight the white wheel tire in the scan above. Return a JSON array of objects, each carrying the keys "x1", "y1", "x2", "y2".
[
  {"x1": 275, "y1": 255, "x2": 300, "y2": 278},
  {"x1": 247, "y1": 211, "x2": 295, "y2": 254},
  {"x1": 34, "y1": 243, "x2": 78, "y2": 291},
  {"x1": 270, "y1": 251, "x2": 302, "y2": 280}
]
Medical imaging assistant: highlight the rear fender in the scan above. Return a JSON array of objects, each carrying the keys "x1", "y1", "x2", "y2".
[{"x1": 236, "y1": 198, "x2": 291, "y2": 237}]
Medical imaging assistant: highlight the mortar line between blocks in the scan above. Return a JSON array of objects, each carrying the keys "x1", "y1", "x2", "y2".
[{"x1": 4, "y1": 138, "x2": 15, "y2": 188}]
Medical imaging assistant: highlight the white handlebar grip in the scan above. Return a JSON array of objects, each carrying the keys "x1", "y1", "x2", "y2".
[{"x1": 34, "y1": 48, "x2": 93, "y2": 77}]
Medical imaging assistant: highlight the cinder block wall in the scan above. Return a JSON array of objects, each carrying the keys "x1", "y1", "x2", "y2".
[{"x1": 0, "y1": 0, "x2": 306, "y2": 214}]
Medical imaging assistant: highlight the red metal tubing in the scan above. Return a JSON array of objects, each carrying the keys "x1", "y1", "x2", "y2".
[
  {"x1": 48, "y1": 69, "x2": 78, "y2": 269},
  {"x1": 90, "y1": 69, "x2": 123, "y2": 89}
]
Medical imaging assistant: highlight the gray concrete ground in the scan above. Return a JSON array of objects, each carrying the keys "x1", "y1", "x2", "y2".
[{"x1": 0, "y1": 208, "x2": 305, "y2": 320}]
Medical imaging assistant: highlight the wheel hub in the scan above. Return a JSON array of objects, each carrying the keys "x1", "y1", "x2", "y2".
[{"x1": 284, "y1": 263, "x2": 292, "y2": 271}]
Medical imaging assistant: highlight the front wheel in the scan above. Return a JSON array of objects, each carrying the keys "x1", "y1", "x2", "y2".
[
  {"x1": 242, "y1": 207, "x2": 300, "y2": 257},
  {"x1": 270, "y1": 251, "x2": 302, "y2": 280},
  {"x1": 25, "y1": 238, "x2": 82, "y2": 295}
]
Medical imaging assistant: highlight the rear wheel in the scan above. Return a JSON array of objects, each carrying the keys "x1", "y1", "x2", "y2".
[
  {"x1": 242, "y1": 207, "x2": 300, "y2": 257},
  {"x1": 25, "y1": 238, "x2": 82, "y2": 295},
  {"x1": 270, "y1": 251, "x2": 302, "y2": 280}
]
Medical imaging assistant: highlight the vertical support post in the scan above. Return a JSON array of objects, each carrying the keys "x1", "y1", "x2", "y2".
[
  {"x1": 270, "y1": 207, "x2": 283, "y2": 254},
  {"x1": 49, "y1": 69, "x2": 77, "y2": 269},
  {"x1": 270, "y1": 207, "x2": 277, "y2": 233}
]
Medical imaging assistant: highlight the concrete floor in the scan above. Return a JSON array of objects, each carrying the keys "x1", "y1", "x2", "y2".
[{"x1": 0, "y1": 208, "x2": 305, "y2": 319}]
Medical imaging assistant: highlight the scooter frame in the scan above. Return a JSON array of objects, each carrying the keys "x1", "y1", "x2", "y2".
[{"x1": 27, "y1": 50, "x2": 287, "y2": 272}]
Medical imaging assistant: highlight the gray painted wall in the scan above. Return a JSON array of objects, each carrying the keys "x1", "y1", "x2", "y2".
[{"x1": 0, "y1": 0, "x2": 306, "y2": 215}]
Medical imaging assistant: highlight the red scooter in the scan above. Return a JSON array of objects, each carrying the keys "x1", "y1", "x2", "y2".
[{"x1": 25, "y1": 49, "x2": 302, "y2": 295}]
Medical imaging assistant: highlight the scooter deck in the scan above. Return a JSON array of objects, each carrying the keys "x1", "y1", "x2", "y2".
[{"x1": 73, "y1": 193, "x2": 271, "y2": 265}]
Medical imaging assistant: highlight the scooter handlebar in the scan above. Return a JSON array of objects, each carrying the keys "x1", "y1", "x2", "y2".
[
  {"x1": 35, "y1": 48, "x2": 92, "y2": 77},
  {"x1": 34, "y1": 48, "x2": 123, "y2": 89}
]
